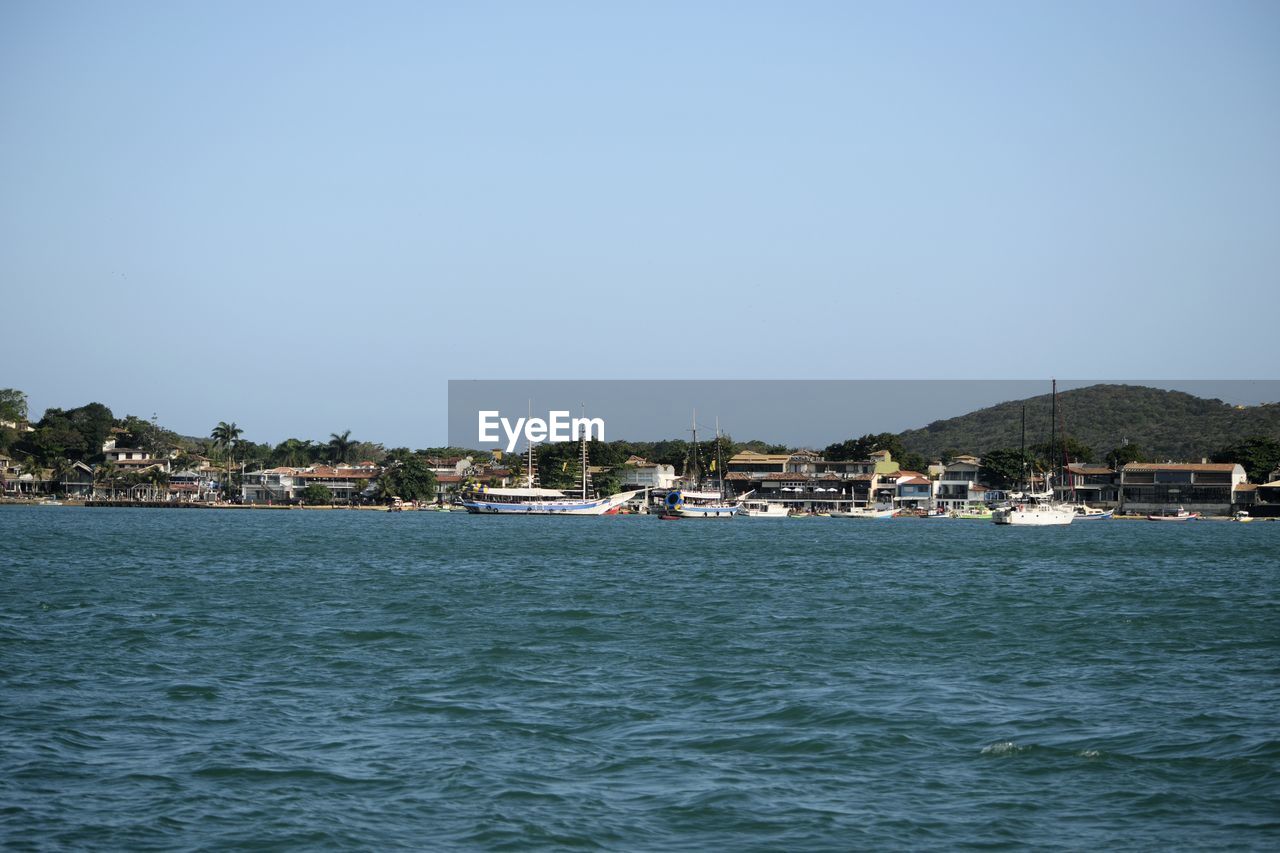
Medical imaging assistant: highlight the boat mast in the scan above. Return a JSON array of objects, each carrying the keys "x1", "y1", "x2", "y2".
[
  {"x1": 1020, "y1": 404, "x2": 1027, "y2": 495},
  {"x1": 689, "y1": 409, "x2": 701, "y2": 490},
  {"x1": 525, "y1": 398, "x2": 536, "y2": 489},
  {"x1": 580, "y1": 403, "x2": 589, "y2": 500},
  {"x1": 1056, "y1": 382, "x2": 1073, "y2": 503},
  {"x1": 715, "y1": 416, "x2": 725, "y2": 499},
  {"x1": 1051, "y1": 379, "x2": 1057, "y2": 501}
]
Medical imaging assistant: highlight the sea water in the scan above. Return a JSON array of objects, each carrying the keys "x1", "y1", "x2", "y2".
[{"x1": 2, "y1": 507, "x2": 1277, "y2": 849}]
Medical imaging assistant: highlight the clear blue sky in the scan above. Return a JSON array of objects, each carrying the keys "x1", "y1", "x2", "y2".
[{"x1": 3, "y1": 1, "x2": 1277, "y2": 446}]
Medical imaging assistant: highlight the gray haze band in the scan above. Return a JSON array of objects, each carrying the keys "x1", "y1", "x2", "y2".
[{"x1": 447, "y1": 380, "x2": 1280, "y2": 450}]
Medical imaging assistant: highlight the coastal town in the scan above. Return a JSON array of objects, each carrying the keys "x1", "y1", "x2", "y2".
[
  {"x1": 3, "y1": 429, "x2": 1279, "y2": 520},
  {"x1": 4, "y1": 384, "x2": 1280, "y2": 519}
]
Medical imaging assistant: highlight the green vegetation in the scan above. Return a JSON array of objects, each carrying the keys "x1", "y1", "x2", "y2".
[
  {"x1": 299, "y1": 484, "x2": 333, "y2": 505},
  {"x1": 896, "y1": 384, "x2": 1280, "y2": 464},
  {"x1": 822, "y1": 433, "x2": 929, "y2": 474},
  {"x1": 374, "y1": 450, "x2": 437, "y2": 502},
  {"x1": 1211, "y1": 436, "x2": 1280, "y2": 483}
]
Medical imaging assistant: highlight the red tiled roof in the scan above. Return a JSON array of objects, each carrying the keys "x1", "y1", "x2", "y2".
[{"x1": 899, "y1": 477, "x2": 931, "y2": 485}]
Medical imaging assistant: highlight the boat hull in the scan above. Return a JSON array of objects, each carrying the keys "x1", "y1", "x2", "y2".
[
  {"x1": 463, "y1": 490, "x2": 639, "y2": 516},
  {"x1": 993, "y1": 505, "x2": 1075, "y2": 526},
  {"x1": 830, "y1": 509, "x2": 895, "y2": 519},
  {"x1": 672, "y1": 504, "x2": 738, "y2": 519}
]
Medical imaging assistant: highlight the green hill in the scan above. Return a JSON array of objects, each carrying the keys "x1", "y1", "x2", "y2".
[{"x1": 896, "y1": 384, "x2": 1280, "y2": 462}]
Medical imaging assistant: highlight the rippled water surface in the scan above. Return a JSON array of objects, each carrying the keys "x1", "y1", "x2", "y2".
[{"x1": 3, "y1": 507, "x2": 1278, "y2": 849}]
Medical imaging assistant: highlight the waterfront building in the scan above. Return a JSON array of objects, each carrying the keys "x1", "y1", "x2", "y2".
[
  {"x1": 1118, "y1": 462, "x2": 1248, "y2": 516},
  {"x1": 615, "y1": 457, "x2": 677, "y2": 490},
  {"x1": 893, "y1": 474, "x2": 933, "y2": 510},
  {"x1": 102, "y1": 439, "x2": 168, "y2": 473},
  {"x1": 241, "y1": 463, "x2": 380, "y2": 504},
  {"x1": 934, "y1": 457, "x2": 984, "y2": 512},
  {"x1": 425, "y1": 455, "x2": 476, "y2": 477},
  {"x1": 1058, "y1": 464, "x2": 1120, "y2": 507},
  {"x1": 61, "y1": 461, "x2": 95, "y2": 497},
  {"x1": 1254, "y1": 479, "x2": 1280, "y2": 517}
]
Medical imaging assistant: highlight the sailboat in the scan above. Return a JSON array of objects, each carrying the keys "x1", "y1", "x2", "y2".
[
  {"x1": 463, "y1": 417, "x2": 638, "y2": 515},
  {"x1": 992, "y1": 385, "x2": 1074, "y2": 526},
  {"x1": 661, "y1": 414, "x2": 738, "y2": 519}
]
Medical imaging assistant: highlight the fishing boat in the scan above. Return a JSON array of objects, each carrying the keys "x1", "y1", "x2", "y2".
[
  {"x1": 1146, "y1": 507, "x2": 1200, "y2": 522},
  {"x1": 660, "y1": 414, "x2": 738, "y2": 519},
  {"x1": 463, "y1": 429, "x2": 638, "y2": 515},
  {"x1": 1073, "y1": 504, "x2": 1113, "y2": 521},
  {"x1": 951, "y1": 506, "x2": 993, "y2": 520},
  {"x1": 1233, "y1": 510, "x2": 1253, "y2": 523}
]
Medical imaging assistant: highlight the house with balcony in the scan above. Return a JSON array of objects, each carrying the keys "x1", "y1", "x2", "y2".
[
  {"x1": 102, "y1": 439, "x2": 168, "y2": 473},
  {"x1": 1118, "y1": 462, "x2": 1248, "y2": 516},
  {"x1": 1057, "y1": 464, "x2": 1119, "y2": 507},
  {"x1": 893, "y1": 474, "x2": 933, "y2": 510},
  {"x1": 615, "y1": 456, "x2": 678, "y2": 490},
  {"x1": 934, "y1": 456, "x2": 984, "y2": 512},
  {"x1": 61, "y1": 461, "x2": 95, "y2": 497},
  {"x1": 241, "y1": 463, "x2": 380, "y2": 504}
]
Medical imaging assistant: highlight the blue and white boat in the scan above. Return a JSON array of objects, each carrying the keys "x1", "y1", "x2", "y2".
[
  {"x1": 663, "y1": 488, "x2": 738, "y2": 519},
  {"x1": 659, "y1": 413, "x2": 738, "y2": 520}
]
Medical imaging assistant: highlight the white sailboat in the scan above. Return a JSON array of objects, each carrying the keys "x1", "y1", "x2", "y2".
[
  {"x1": 463, "y1": 419, "x2": 637, "y2": 515},
  {"x1": 992, "y1": 385, "x2": 1074, "y2": 526}
]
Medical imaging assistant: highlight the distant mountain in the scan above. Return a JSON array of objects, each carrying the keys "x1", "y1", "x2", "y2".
[{"x1": 896, "y1": 384, "x2": 1280, "y2": 462}]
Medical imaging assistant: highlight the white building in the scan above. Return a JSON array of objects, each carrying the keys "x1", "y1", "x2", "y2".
[
  {"x1": 616, "y1": 457, "x2": 677, "y2": 490},
  {"x1": 934, "y1": 456, "x2": 984, "y2": 511}
]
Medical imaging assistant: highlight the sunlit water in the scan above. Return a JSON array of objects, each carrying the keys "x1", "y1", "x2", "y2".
[{"x1": 3, "y1": 507, "x2": 1277, "y2": 849}]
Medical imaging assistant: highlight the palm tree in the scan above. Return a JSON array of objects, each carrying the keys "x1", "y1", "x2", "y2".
[
  {"x1": 19, "y1": 455, "x2": 44, "y2": 496},
  {"x1": 210, "y1": 421, "x2": 243, "y2": 455},
  {"x1": 328, "y1": 430, "x2": 354, "y2": 464},
  {"x1": 52, "y1": 458, "x2": 75, "y2": 497},
  {"x1": 147, "y1": 466, "x2": 170, "y2": 501},
  {"x1": 94, "y1": 461, "x2": 118, "y2": 499},
  {"x1": 211, "y1": 421, "x2": 243, "y2": 500}
]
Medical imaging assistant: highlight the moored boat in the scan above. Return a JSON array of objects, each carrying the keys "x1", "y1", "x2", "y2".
[
  {"x1": 993, "y1": 501, "x2": 1075, "y2": 525},
  {"x1": 1073, "y1": 504, "x2": 1113, "y2": 521},
  {"x1": 738, "y1": 498, "x2": 789, "y2": 518},
  {"x1": 830, "y1": 506, "x2": 895, "y2": 519},
  {"x1": 660, "y1": 414, "x2": 738, "y2": 519},
  {"x1": 1146, "y1": 507, "x2": 1200, "y2": 522},
  {"x1": 992, "y1": 381, "x2": 1075, "y2": 526},
  {"x1": 463, "y1": 427, "x2": 638, "y2": 515}
]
